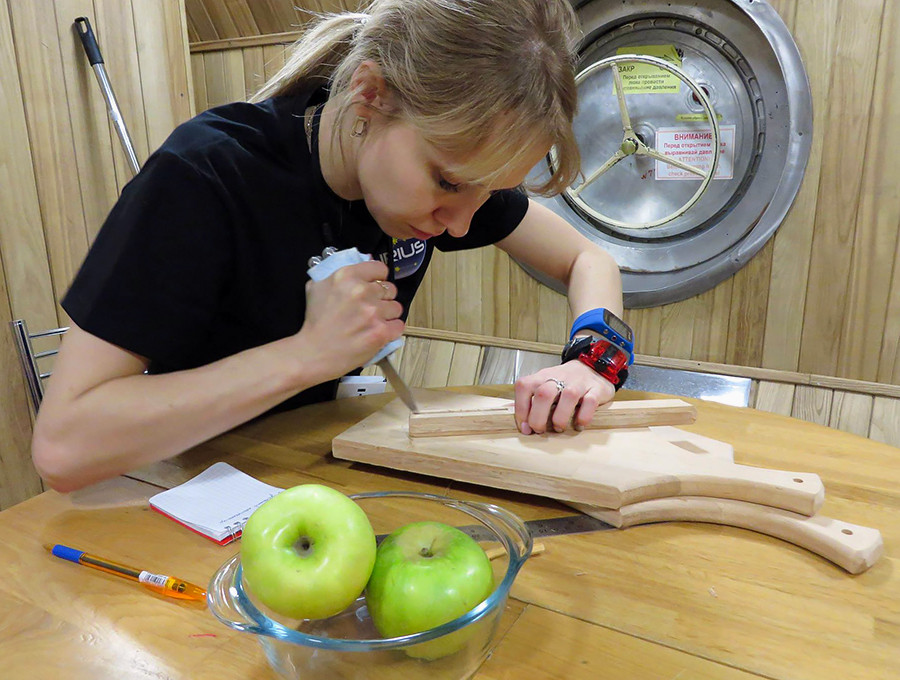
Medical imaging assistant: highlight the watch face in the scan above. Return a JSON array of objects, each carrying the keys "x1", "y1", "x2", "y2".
[{"x1": 603, "y1": 309, "x2": 633, "y2": 343}]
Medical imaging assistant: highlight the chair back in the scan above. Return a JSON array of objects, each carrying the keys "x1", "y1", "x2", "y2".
[{"x1": 10, "y1": 319, "x2": 69, "y2": 415}]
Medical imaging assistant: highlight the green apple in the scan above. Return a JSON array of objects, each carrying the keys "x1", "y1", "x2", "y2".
[
  {"x1": 241, "y1": 484, "x2": 376, "y2": 620},
  {"x1": 365, "y1": 521, "x2": 494, "y2": 659}
]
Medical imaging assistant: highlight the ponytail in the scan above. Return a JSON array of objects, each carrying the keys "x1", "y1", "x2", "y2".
[{"x1": 249, "y1": 13, "x2": 368, "y2": 102}]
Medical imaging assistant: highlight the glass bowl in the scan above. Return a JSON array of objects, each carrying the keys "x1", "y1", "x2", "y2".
[{"x1": 207, "y1": 490, "x2": 533, "y2": 679}]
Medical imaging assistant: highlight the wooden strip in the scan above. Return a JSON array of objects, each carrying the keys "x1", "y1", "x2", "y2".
[
  {"x1": 446, "y1": 343, "x2": 482, "y2": 387},
  {"x1": 761, "y1": 0, "x2": 833, "y2": 373},
  {"x1": 869, "y1": 395, "x2": 900, "y2": 446},
  {"x1": 190, "y1": 53, "x2": 208, "y2": 113},
  {"x1": 0, "y1": 2, "x2": 57, "y2": 331},
  {"x1": 132, "y1": 0, "x2": 194, "y2": 149},
  {"x1": 726, "y1": 239, "x2": 773, "y2": 368},
  {"x1": 753, "y1": 381, "x2": 795, "y2": 416},
  {"x1": 94, "y1": 0, "x2": 150, "y2": 188},
  {"x1": 828, "y1": 391, "x2": 874, "y2": 438},
  {"x1": 408, "y1": 399, "x2": 698, "y2": 438},
  {"x1": 572, "y1": 497, "x2": 884, "y2": 575},
  {"x1": 189, "y1": 30, "x2": 301, "y2": 53},
  {"x1": 456, "y1": 249, "x2": 483, "y2": 334},
  {"x1": 799, "y1": 0, "x2": 885, "y2": 376},
  {"x1": 791, "y1": 385, "x2": 833, "y2": 426},
  {"x1": 403, "y1": 327, "x2": 900, "y2": 398},
  {"x1": 10, "y1": 1, "x2": 94, "y2": 308},
  {"x1": 838, "y1": 0, "x2": 900, "y2": 382},
  {"x1": 481, "y1": 246, "x2": 509, "y2": 337}
]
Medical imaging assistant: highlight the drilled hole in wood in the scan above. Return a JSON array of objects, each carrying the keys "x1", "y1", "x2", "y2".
[
  {"x1": 842, "y1": 529, "x2": 854, "y2": 536},
  {"x1": 792, "y1": 478, "x2": 804, "y2": 483}
]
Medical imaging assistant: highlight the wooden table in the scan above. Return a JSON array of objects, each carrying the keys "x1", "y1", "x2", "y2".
[{"x1": 1, "y1": 387, "x2": 897, "y2": 679}]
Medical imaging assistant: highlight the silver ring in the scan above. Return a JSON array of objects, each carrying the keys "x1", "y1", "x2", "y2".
[
  {"x1": 544, "y1": 377, "x2": 566, "y2": 393},
  {"x1": 375, "y1": 280, "x2": 390, "y2": 299}
]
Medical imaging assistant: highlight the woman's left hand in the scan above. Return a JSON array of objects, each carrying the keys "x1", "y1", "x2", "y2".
[{"x1": 514, "y1": 361, "x2": 616, "y2": 434}]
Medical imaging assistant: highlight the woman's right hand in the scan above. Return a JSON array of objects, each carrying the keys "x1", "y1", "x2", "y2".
[{"x1": 297, "y1": 259, "x2": 405, "y2": 379}]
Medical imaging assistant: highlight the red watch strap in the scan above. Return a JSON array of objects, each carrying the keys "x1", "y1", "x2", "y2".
[{"x1": 578, "y1": 339, "x2": 629, "y2": 387}]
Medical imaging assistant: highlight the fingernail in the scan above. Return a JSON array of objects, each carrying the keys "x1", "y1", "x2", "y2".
[
  {"x1": 574, "y1": 424, "x2": 584, "y2": 432},
  {"x1": 554, "y1": 426, "x2": 564, "y2": 433},
  {"x1": 521, "y1": 423, "x2": 532, "y2": 435}
]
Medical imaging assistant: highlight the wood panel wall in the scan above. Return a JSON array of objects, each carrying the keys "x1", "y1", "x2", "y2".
[
  {"x1": 187, "y1": 0, "x2": 900, "y2": 388},
  {"x1": 0, "y1": 0, "x2": 193, "y2": 509}
]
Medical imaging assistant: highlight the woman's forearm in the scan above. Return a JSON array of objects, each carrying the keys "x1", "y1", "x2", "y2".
[{"x1": 32, "y1": 334, "x2": 332, "y2": 492}]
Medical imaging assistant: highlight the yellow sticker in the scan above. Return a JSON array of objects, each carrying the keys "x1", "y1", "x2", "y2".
[
  {"x1": 676, "y1": 113, "x2": 724, "y2": 122},
  {"x1": 614, "y1": 45, "x2": 682, "y2": 94}
]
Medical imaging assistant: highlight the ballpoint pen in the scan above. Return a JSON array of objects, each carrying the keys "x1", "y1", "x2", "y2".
[{"x1": 44, "y1": 543, "x2": 207, "y2": 601}]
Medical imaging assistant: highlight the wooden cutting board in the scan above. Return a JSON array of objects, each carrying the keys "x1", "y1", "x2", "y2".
[{"x1": 332, "y1": 391, "x2": 825, "y2": 515}]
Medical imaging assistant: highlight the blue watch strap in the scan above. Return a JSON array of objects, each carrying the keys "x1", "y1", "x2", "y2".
[{"x1": 570, "y1": 308, "x2": 635, "y2": 363}]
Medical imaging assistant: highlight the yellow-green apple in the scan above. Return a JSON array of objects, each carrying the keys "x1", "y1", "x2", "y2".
[
  {"x1": 365, "y1": 521, "x2": 494, "y2": 658},
  {"x1": 241, "y1": 484, "x2": 376, "y2": 620}
]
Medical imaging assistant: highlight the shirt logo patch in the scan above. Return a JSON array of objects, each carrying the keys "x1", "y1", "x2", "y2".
[{"x1": 390, "y1": 238, "x2": 427, "y2": 279}]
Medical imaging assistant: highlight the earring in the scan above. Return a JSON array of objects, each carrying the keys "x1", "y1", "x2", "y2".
[{"x1": 350, "y1": 116, "x2": 368, "y2": 138}]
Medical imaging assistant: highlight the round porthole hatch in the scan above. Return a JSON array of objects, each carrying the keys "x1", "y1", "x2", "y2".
[{"x1": 523, "y1": 0, "x2": 813, "y2": 308}]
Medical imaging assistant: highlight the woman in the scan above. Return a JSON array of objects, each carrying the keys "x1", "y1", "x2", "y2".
[{"x1": 32, "y1": 0, "x2": 626, "y2": 492}]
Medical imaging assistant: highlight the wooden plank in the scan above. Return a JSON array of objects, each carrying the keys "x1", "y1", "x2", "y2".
[
  {"x1": 537, "y1": 282, "x2": 567, "y2": 345},
  {"x1": 0, "y1": 248, "x2": 43, "y2": 510},
  {"x1": 184, "y1": 0, "x2": 217, "y2": 42},
  {"x1": 333, "y1": 391, "x2": 825, "y2": 514},
  {"x1": 446, "y1": 343, "x2": 482, "y2": 387},
  {"x1": 828, "y1": 391, "x2": 874, "y2": 438},
  {"x1": 241, "y1": 45, "x2": 266, "y2": 100},
  {"x1": 408, "y1": 399, "x2": 698, "y2": 438},
  {"x1": 0, "y1": 2, "x2": 57, "y2": 331},
  {"x1": 55, "y1": 0, "x2": 120, "y2": 245},
  {"x1": 190, "y1": 52, "x2": 208, "y2": 113},
  {"x1": 799, "y1": 0, "x2": 885, "y2": 377},
  {"x1": 508, "y1": 258, "x2": 540, "y2": 341},
  {"x1": 430, "y1": 250, "x2": 458, "y2": 331},
  {"x1": 132, "y1": 0, "x2": 194, "y2": 149},
  {"x1": 201, "y1": 50, "x2": 227, "y2": 108},
  {"x1": 838, "y1": 0, "x2": 900, "y2": 382},
  {"x1": 189, "y1": 30, "x2": 301, "y2": 52},
  {"x1": 481, "y1": 246, "x2": 509, "y2": 337},
  {"x1": 726, "y1": 238, "x2": 774, "y2": 368},
  {"x1": 477, "y1": 346, "x2": 517, "y2": 385},
  {"x1": 625, "y1": 305, "x2": 662, "y2": 358},
  {"x1": 9, "y1": 1, "x2": 94, "y2": 312},
  {"x1": 791, "y1": 385, "x2": 833, "y2": 426},
  {"x1": 199, "y1": 0, "x2": 239, "y2": 40},
  {"x1": 93, "y1": 0, "x2": 150, "y2": 188},
  {"x1": 457, "y1": 248, "x2": 483, "y2": 334},
  {"x1": 420, "y1": 339, "x2": 455, "y2": 388},
  {"x1": 222, "y1": 47, "x2": 246, "y2": 102},
  {"x1": 763, "y1": 0, "x2": 832, "y2": 371},
  {"x1": 261, "y1": 43, "x2": 288, "y2": 81},
  {"x1": 660, "y1": 296, "x2": 697, "y2": 360},
  {"x1": 869, "y1": 395, "x2": 900, "y2": 446},
  {"x1": 753, "y1": 381, "x2": 796, "y2": 416},
  {"x1": 222, "y1": 0, "x2": 260, "y2": 37}
]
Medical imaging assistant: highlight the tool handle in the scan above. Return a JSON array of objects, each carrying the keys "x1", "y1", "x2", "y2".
[
  {"x1": 74, "y1": 17, "x2": 104, "y2": 66},
  {"x1": 306, "y1": 247, "x2": 403, "y2": 364}
]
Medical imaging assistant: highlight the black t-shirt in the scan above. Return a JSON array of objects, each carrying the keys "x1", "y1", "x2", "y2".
[{"x1": 63, "y1": 89, "x2": 529, "y2": 411}]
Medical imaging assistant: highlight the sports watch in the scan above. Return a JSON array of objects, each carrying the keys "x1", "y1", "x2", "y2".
[
  {"x1": 569, "y1": 308, "x2": 634, "y2": 363},
  {"x1": 561, "y1": 335, "x2": 630, "y2": 391}
]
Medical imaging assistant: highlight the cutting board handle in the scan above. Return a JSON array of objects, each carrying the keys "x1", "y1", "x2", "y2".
[
  {"x1": 664, "y1": 463, "x2": 825, "y2": 516},
  {"x1": 570, "y1": 497, "x2": 884, "y2": 574}
]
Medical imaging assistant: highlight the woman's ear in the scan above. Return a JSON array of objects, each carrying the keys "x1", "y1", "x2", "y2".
[{"x1": 349, "y1": 60, "x2": 394, "y2": 115}]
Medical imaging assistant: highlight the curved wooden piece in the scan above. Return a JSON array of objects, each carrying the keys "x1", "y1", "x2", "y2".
[{"x1": 569, "y1": 497, "x2": 884, "y2": 574}]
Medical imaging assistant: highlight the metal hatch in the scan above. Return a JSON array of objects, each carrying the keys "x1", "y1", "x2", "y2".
[{"x1": 524, "y1": 0, "x2": 813, "y2": 308}]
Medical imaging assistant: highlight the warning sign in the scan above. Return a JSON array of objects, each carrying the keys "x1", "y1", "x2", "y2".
[
  {"x1": 614, "y1": 45, "x2": 682, "y2": 94},
  {"x1": 654, "y1": 125, "x2": 736, "y2": 181}
]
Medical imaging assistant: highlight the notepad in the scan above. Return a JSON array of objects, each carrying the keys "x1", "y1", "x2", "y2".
[{"x1": 148, "y1": 462, "x2": 284, "y2": 545}]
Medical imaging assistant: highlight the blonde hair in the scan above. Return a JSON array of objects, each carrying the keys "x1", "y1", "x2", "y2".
[{"x1": 252, "y1": 0, "x2": 581, "y2": 196}]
